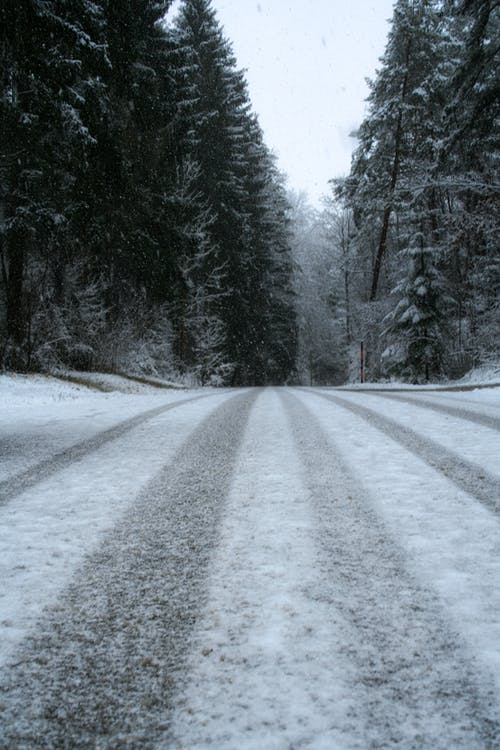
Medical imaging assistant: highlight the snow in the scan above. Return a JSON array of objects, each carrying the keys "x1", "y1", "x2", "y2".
[
  {"x1": 169, "y1": 385, "x2": 500, "y2": 747},
  {"x1": 55, "y1": 370, "x2": 187, "y2": 392},
  {"x1": 455, "y1": 363, "x2": 500, "y2": 386},
  {"x1": 294, "y1": 388, "x2": 500, "y2": 693},
  {"x1": 413, "y1": 388, "x2": 500, "y2": 411},
  {"x1": 0, "y1": 373, "x2": 196, "y2": 482},
  {"x1": 0, "y1": 375, "x2": 499, "y2": 747},
  {"x1": 329, "y1": 390, "x2": 499, "y2": 477},
  {"x1": 170, "y1": 388, "x2": 355, "y2": 749},
  {"x1": 341, "y1": 362, "x2": 500, "y2": 390},
  {"x1": 0, "y1": 375, "x2": 229, "y2": 665}
]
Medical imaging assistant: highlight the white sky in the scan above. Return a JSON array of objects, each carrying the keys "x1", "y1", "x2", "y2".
[{"x1": 170, "y1": 1, "x2": 395, "y2": 206}]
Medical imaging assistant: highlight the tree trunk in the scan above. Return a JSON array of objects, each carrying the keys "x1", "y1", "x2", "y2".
[
  {"x1": 369, "y1": 45, "x2": 411, "y2": 301},
  {"x1": 6, "y1": 226, "x2": 27, "y2": 348},
  {"x1": 344, "y1": 268, "x2": 351, "y2": 343},
  {"x1": 369, "y1": 107, "x2": 405, "y2": 301}
]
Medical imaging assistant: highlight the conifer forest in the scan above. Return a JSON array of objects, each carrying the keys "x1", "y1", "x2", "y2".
[{"x1": 1, "y1": 0, "x2": 498, "y2": 385}]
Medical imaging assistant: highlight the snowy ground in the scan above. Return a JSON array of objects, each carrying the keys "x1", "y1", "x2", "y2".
[{"x1": 0, "y1": 375, "x2": 499, "y2": 748}]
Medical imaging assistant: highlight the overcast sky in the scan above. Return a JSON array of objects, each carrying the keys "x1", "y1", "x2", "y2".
[{"x1": 171, "y1": 1, "x2": 396, "y2": 206}]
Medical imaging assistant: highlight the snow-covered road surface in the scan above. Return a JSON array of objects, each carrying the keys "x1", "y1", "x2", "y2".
[{"x1": 0, "y1": 379, "x2": 499, "y2": 748}]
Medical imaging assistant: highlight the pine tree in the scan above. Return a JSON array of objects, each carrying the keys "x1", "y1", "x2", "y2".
[
  {"x1": 331, "y1": 0, "x2": 498, "y2": 380},
  {"x1": 437, "y1": 0, "x2": 500, "y2": 364},
  {"x1": 342, "y1": 0, "x2": 446, "y2": 302},
  {"x1": 1, "y1": 0, "x2": 298, "y2": 381},
  {"x1": 0, "y1": 0, "x2": 105, "y2": 369},
  {"x1": 382, "y1": 230, "x2": 450, "y2": 381},
  {"x1": 290, "y1": 194, "x2": 348, "y2": 385},
  {"x1": 254, "y1": 159, "x2": 297, "y2": 385},
  {"x1": 80, "y1": 1, "x2": 177, "y2": 305},
  {"x1": 173, "y1": 0, "x2": 249, "y2": 378},
  {"x1": 174, "y1": 0, "x2": 297, "y2": 384}
]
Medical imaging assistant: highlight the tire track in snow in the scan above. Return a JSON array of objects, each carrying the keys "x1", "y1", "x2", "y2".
[
  {"x1": 169, "y1": 387, "x2": 365, "y2": 749},
  {"x1": 282, "y1": 390, "x2": 499, "y2": 750},
  {"x1": 0, "y1": 389, "x2": 258, "y2": 750},
  {"x1": 359, "y1": 391, "x2": 500, "y2": 431},
  {"x1": 306, "y1": 389, "x2": 500, "y2": 515},
  {"x1": 0, "y1": 392, "x2": 216, "y2": 505}
]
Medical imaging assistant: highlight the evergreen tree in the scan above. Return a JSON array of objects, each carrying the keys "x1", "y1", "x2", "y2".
[
  {"x1": 174, "y1": 0, "x2": 297, "y2": 384},
  {"x1": 334, "y1": 0, "x2": 499, "y2": 380},
  {"x1": 257, "y1": 165, "x2": 297, "y2": 384},
  {"x1": 382, "y1": 231, "x2": 450, "y2": 381},
  {"x1": 0, "y1": 0, "x2": 105, "y2": 368},
  {"x1": 1, "y1": 0, "x2": 297, "y2": 381},
  {"x1": 81, "y1": 0, "x2": 177, "y2": 306},
  {"x1": 233, "y1": 116, "x2": 297, "y2": 384},
  {"x1": 342, "y1": 0, "x2": 446, "y2": 302},
  {"x1": 290, "y1": 194, "x2": 347, "y2": 385},
  {"x1": 437, "y1": 0, "x2": 500, "y2": 364},
  {"x1": 173, "y1": 0, "x2": 249, "y2": 379}
]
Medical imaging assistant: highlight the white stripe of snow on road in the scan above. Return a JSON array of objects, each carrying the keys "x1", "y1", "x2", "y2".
[
  {"x1": 295, "y1": 389, "x2": 500, "y2": 691},
  {"x1": 0, "y1": 391, "x2": 235, "y2": 667},
  {"x1": 170, "y1": 388, "x2": 355, "y2": 750},
  {"x1": 399, "y1": 389, "x2": 500, "y2": 415},
  {"x1": 329, "y1": 390, "x2": 500, "y2": 477},
  {"x1": 0, "y1": 385, "x2": 207, "y2": 483}
]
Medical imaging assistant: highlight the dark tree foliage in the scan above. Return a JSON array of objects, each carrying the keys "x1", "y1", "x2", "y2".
[
  {"x1": 1, "y1": 0, "x2": 105, "y2": 368},
  {"x1": 334, "y1": 0, "x2": 499, "y2": 382},
  {"x1": 174, "y1": 0, "x2": 297, "y2": 384},
  {"x1": 0, "y1": 0, "x2": 297, "y2": 383}
]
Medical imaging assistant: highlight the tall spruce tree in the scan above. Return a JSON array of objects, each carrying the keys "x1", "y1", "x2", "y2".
[
  {"x1": 1, "y1": 0, "x2": 297, "y2": 381},
  {"x1": 437, "y1": 0, "x2": 500, "y2": 363},
  {"x1": 337, "y1": 0, "x2": 466, "y2": 380},
  {"x1": 174, "y1": 0, "x2": 297, "y2": 384},
  {"x1": 333, "y1": 0, "x2": 499, "y2": 380},
  {"x1": 82, "y1": 1, "x2": 177, "y2": 306},
  {"x1": 174, "y1": 0, "x2": 249, "y2": 380},
  {"x1": 1, "y1": 0, "x2": 105, "y2": 369},
  {"x1": 343, "y1": 0, "x2": 446, "y2": 301}
]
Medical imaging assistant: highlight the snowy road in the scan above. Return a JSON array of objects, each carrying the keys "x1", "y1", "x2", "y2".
[{"x1": 0, "y1": 380, "x2": 499, "y2": 748}]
